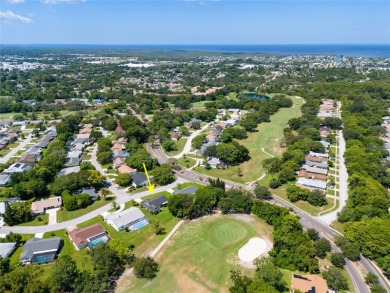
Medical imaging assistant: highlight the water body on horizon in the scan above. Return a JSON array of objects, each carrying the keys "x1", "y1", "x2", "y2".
[{"x1": 3, "y1": 44, "x2": 390, "y2": 58}]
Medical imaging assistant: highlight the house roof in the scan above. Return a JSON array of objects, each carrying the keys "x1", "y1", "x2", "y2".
[
  {"x1": 173, "y1": 185, "x2": 198, "y2": 195},
  {"x1": 305, "y1": 160, "x2": 328, "y2": 169},
  {"x1": 112, "y1": 150, "x2": 127, "y2": 158},
  {"x1": 302, "y1": 165, "x2": 328, "y2": 175},
  {"x1": 305, "y1": 156, "x2": 327, "y2": 163},
  {"x1": 21, "y1": 237, "x2": 61, "y2": 261},
  {"x1": 39, "y1": 135, "x2": 52, "y2": 142},
  {"x1": 79, "y1": 188, "x2": 98, "y2": 199},
  {"x1": 297, "y1": 170, "x2": 327, "y2": 181},
  {"x1": 19, "y1": 153, "x2": 38, "y2": 163},
  {"x1": 113, "y1": 157, "x2": 125, "y2": 169},
  {"x1": 141, "y1": 195, "x2": 168, "y2": 213},
  {"x1": 67, "y1": 150, "x2": 82, "y2": 158},
  {"x1": 115, "y1": 126, "x2": 125, "y2": 133},
  {"x1": 0, "y1": 174, "x2": 11, "y2": 185},
  {"x1": 68, "y1": 223, "x2": 107, "y2": 249},
  {"x1": 111, "y1": 143, "x2": 123, "y2": 151},
  {"x1": 59, "y1": 166, "x2": 80, "y2": 176},
  {"x1": 105, "y1": 207, "x2": 146, "y2": 230},
  {"x1": 309, "y1": 151, "x2": 329, "y2": 158},
  {"x1": 291, "y1": 274, "x2": 328, "y2": 293},
  {"x1": 130, "y1": 172, "x2": 148, "y2": 186},
  {"x1": 64, "y1": 157, "x2": 80, "y2": 167},
  {"x1": 0, "y1": 242, "x2": 17, "y2": 258},
  {"x1": 297, "y1": 178, "x2": 327, "y2": 190},
  {"x1": 31, "y1": 196, "x2": 62, "y2": 214},
  {"x1": 35, "y1": 140, "x2": 50, "y2": 148},
  {"x1": 76, "y1": 133, "x2": 90, "y2": 139},
  {"x1": 118, "y1": 164, "x2": 136, "y2": 174}
]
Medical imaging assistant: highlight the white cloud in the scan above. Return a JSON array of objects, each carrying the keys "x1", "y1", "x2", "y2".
[
  {"x1": 42, "y1": 0, "x2": 85, "y2": 4},
  {"x1": 7, "y1": 0, "x2": 25, "y2": 4},
  {"x1": 0, "y1": 11, "x2": 33, "y2": 23}
]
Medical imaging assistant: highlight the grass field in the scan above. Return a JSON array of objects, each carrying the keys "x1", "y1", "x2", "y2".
[
  {"x1": 195, "y1": 96, "x2": 304, "y2": 183},
  {"x1": 117, "y1": 214, "x2": 273, "y2": 293},
  {"x1": 163, "y1": 137, "x2": 188, "y2": 156},
  {"x1": 191, "y1": 101, "x2": 208, "y2": 110},
  {"x1": 18, "y1": 214, "x2": 49, "y2": 226},
  {"x1": 56, "y1": 197, "x2": 115, "y2": 223},
  {"x1": 177, "y1": 156, "x2": 197, "y2": 168}
]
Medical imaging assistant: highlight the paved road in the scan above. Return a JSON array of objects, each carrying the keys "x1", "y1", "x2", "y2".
[
  {"x1": 0, "y1": 133, "x2": 33, "y2": 164},
  {"x1": 171, "y1": 124, "x2": 210, "y2": 159}
]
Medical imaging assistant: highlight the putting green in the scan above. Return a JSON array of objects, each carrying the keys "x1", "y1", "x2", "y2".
[
  {"x1": 117, "y1": 215, "x2": 273, "y2": 293},
  {"x1": 208, "y1": 221, "x2": 249, "y2": 248}
]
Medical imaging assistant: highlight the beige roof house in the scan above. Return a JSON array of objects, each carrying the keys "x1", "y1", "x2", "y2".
[
  {"x1": 291, "y1": 274, "x2": 328, "y2": 293},
  {"x1": 117, "y1": 164, "x2": 136, "y2": 174},
  {"x1": 111, "y1": 143, "x2": 123, "y2": 151},
  {"x1": 31, "y1": 196, "x2": 62, "y2": 215}
]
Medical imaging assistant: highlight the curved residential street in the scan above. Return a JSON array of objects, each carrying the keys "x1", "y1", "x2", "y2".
[{"x1": 0, "y1": 132, "x2": 33, "y2": 164}]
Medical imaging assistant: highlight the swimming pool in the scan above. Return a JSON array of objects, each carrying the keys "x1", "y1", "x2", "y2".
[
  {"x1": 34, "y1": 255, "x2": 53, "y2": 263},
  {"x1": 88, "y1": 236, "x2": 108, "y2": 247},
  {"x1": 130, "y1": 219, "x2": 150, "y2": 231}
]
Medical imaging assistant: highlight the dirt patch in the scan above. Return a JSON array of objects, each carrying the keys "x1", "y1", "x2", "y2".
[
  {"x1": 176, "y1": 269, "x2": 213, "y2": 293},
  {"x1": 231, "y1": 214, "x2": 255, "y2": 223}
]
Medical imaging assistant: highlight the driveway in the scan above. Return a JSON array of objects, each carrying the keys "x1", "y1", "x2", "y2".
[{"x1": 46, "y1": 208, "x2": 60, "y2": 225}]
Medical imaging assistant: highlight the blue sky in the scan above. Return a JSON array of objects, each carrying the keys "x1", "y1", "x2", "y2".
[{"x1": 0, "y1": 0, "x2": 389, "y2": 44}]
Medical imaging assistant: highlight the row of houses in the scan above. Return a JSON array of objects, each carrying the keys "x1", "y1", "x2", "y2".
[
  {"x1": 297, "y1": 100, "x2": 335, "y2": 191},
  {"x1": 317, "y1": 99, "x2": 335, "y2": 119},
  {"x1": 381, "y1": 114, "x2": 390, "y2": 161}
]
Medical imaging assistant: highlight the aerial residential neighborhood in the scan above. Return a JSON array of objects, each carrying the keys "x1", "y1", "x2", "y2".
[{"x1": 0, "y1": 33, "x2": 389, "y2": 293}]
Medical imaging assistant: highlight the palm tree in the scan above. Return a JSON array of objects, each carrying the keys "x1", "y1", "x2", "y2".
[{"x1": 100, "y1": 188, "x2": 111, "y2": 199}]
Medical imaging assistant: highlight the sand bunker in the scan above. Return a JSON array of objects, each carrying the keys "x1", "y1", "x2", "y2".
[{"x1": 238, "y1": 237, "x2": 267, "y2": 262}]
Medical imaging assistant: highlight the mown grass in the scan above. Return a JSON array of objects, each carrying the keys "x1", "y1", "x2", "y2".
[
  {"x1": 18, "y1": 214, "x2": 49, "y2": 226},
  {"x1": 177, "y1": 156, "x2": 197, "y2": 168},
  {"x1": 163, "y1": 137, "x2": 188, "y2": 156},
  {"x1": 195, "y1": 96, "x2": 304, "y2": 183},
  {"x1": 56, "y1": 197, "x2": 115, "y2": 223},
  {"x1": 117, "y1": 214, "x2": 273, "y2": 293}
]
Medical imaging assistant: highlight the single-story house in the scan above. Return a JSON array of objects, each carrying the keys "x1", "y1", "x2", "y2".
[
  {"x1": 21, "y1": 237, "x2": 62, "y2": 264},
  {"x1": 320, "y1": 140, "x2": 330, "y2": 148},
  {"x1": 297, "y1": 170, "x2": 327, "y2": 182},
  {"x1": 35, "y1": 140, "x2": 50, "y2": 148},
  {"x1": 115, "y1": 125, "x2": 125, "y2": 133},
  {"x1": 117, "y1": 137, "x2": 128, "y2": 144},
  {"x1": 173, "y1": 185, "x2": 199, "y2": 195},
  {"x1": 305, "y1": 160, "x2": 328, "y2": 169},
  {"x1": 302, "y1": 165, "x2": 328, "y2": 176},
  {"x1": 105, "y1": 207, "x2": 149, "y2": 232},
  {"x1": 79, "y1": 127, "x2": 92, "y2": 134},
  {"x1": 0, "y1": 242, "x2": 17, "y2": 258},
  {"x1": 45, "y1": 127, "x2": 57, "y2": 137},
  {"x1": 0, "y1": 120, "x2": 12, "y2": 128},
  {"x1": 111, "y1": 143, "x2": 123, "y2": 151},
  {"x1": 18, "y1": 153, "x2": 40, "y2": 164},
  {"x1": 77, "y1": 188, "x2": 98, "y2": 201},
  {"x1": 113, "y1": 157, "x2": 125, "y2": 169},
  {"x1": 0, "y1": 174, "x2": 11, "y2": 186},
  {"x1": 207, "y1": 157, "x2": 226, "y2": 169},
  {"x1": 12, "y1": 121, "x2": 29, "y2": 127},
  {"x1": 39, "y1": 135, "x2": 53, "y2": 142},
  {"x1": 67, "y1": 150, "x2": 82, "y2": 159},
  {"x1": 64, "y1": 157, "x2": 80, "y2": 168},
  {"x1": 305, "y1": 156, "x2": 328, "y2": 163},
  {"x1": 31, "y1": 196, "x2": 62, "y2": 215},
  {"x1": 3, "y1": 162, "x2": 29, "y2": 174},
  {"x1": 320, "y1": 126, "x2": 331, "y2": 137},
  {"x1": 25, "y1": 146, "x2": 42, "y2": 156},
  {"x1": 171, "y1": 132, "x2": 182, "y2": 141},
  {"x1": 76, "y1": 133, "x2": 90, "y2": 140},
  {"x1": 141, "y1": 195, "x2": 168, "y2": 214},
  {"x1": 0, "y1": 201, "x2": 7, "y2": 215},
  {"x1": 112, "y1": 150, "x2": 129, "y2": 159},
  {"x1": 291, "y1": 274, "x2": 328, "y2": 293},
  {"x1": 309, "y1": 151, "x2": 329, "y2": 159},
  {"x1": 130, "y1": 172, "x2": 151, "y2": 188},
  {"x1": 68, "y1": 223, "x2": 108, "y2": 250},
  {"x1": 72, "y1": 143, "x2": 85, "y2": 151},
  {"x1": 297, "y1": 178, "x2": 327, "y2": 190},
  {"x1": 118, "y1": 164, "x2": 136, "y2": 174},
  {"x1": 59, "y1": 166, "x2": 80, "y2": 176}
]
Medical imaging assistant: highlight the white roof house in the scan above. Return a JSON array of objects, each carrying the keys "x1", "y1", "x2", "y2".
[
  {"x1": 104, "y1": 207, "x2": 148, "y2": 232},
  {"x1": 67, "y1": 150, "x2": 82, "y2": 159},
  {"x1": 309, "y1": 151, "x2": 329, "y2": 158},
  {"x1": 3, "y1": 162, "x2": 29, "y2": 174},
  {"x1": 0, "y1": 242, "x2": 17, "y2": 258},
  {"x1": 297, "y1": 178, "x2": 327, "y2": 190}
]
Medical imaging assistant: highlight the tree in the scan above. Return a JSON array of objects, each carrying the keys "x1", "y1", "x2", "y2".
[
  {"x1": 262, "y1": 158, "x2": 282, "y2": 174},
  {"x1": 115, "y1": 173, "x2": 132, "y2": 187},
  {"x1": 51, "y1": 255, "x2": 79, "y2": 292},
  {"x1": 278, "y1": 167, "x2": 296, "y2": 183},
  {"x1": 269, "y1": 178, "x2": 281, "y2": 189},
  {"x1": 162, "y1": 140, "x2": 177, "y2": 152},
  {"x1": 97, "y1": 151, "x2": 112, "y2": 165},
  {"x1": 133, "y1": 257, "x2": 159, "y2": 279},
  {"x1": 314, "y1": 238, "x2": 331, "y2": 258},
  {"x1": 307, "y1": 228, "x2": 319, "y2": 241},
  {"x1": 323, "y1": 266, "x2": 349, "y2": 291},
  {"x1": 100, "y1": 188, "x2": 111, "y2": 199},
  {"x1": 254, "y1": 185, "x2": 272, "y2": 200},
  {"x1": 330, "y1": 253, "x2": 346, "y2": 268},
  {"x1": 150, "y1": 164, "x2": 175, "y2": 186},
  {"x1": 192, "y1": 134, "x2": 206, "y2": 149},
  {"x1": 218, "y1": 188, "x2": 253, "y2": 214},
  {"x1": 229, "y1": 270, "x2": 252, "y2": 293},
  {"x1": 365, "y1": 272, "x2": 379, "y2": 285},
  {"x1": 3, "y1": 202, "x2": 32, "y2": 225},
  {"x1": 153, "y1": 222, "x2": 165, "y2": 235},
  {"x1": 246, "y1": 279, "x2": 279, "y2": 293},
  {"x1": 253, "y1": 257, "x2": 286, "y2": 292},
  {"x1": 90, "y1": 243, "x2": 125, "y2": 280},
  {"x1": 80, "y1": 161, "x2": 95, "y2": 171},
  {"x1": 334, "y1": 236, "x2": 361, "y2": 261},
  {"x1": 0, "y1": 257, "x2": 10, "y2": 277},
  {"x1": 126, "y1": 149, "x2": 156, "y2": 171},
  {"x1": 307, "y1": 190, "x2": 327, "y2": 206},
  {"x1": 168, "y1": 193, "x2": 193, "y2": 218}
]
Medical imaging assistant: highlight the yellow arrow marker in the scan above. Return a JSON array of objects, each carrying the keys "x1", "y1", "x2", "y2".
[{"x1": 143, "y1": 163, "x2": 154, "y2": 194}]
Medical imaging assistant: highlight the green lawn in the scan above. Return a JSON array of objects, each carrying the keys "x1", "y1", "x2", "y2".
[
  {"x1": 177, "y1": 156, "x2": 197, "y2": 168},
  {"x1": 173, "y1": 182, "x2": 205, "y2": 190},
  {"x1": 191, "y1": 101, "x2": 208, "y2": 110},
  {"x1": 195, "y1": 96, "x2": 304, "y2": 183},
  {"x1": 56, "y1": 197, "x2": 115, "y2": 223},
  {"x1": 18, "y1": 214, "x2": 49, "y2": 226},
  {"x1": 9, "y1": 234, "x2": 35, "y2": 266},
  {"x1": 117, "y1": 214, "x2": 273, "y2": 293},
  {"x1": 227, "y1": 92, "x2": 239, "y2": 101},
  {"x1": 163, "y1": 137, "x2": 188, "y2": 156}
]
